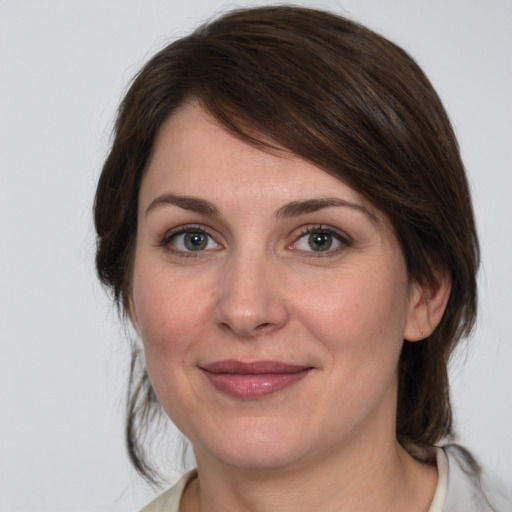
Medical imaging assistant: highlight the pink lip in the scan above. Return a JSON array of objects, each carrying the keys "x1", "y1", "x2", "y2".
[{"x1": 199, "y1": 360, "x2": 312, "y2": 399}]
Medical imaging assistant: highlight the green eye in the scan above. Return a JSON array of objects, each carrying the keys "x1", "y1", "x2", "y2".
[
  {"x1": 164, "y1": 227, "x2": 221, "y2": 254},
  {"x1": 293, "y1": 227, "x2": 350, "y2": 254},
  {"x1": 184, "y1": 232, "x2": 208, "y2": 251},
  {"x1": 308, "y1": 232, "x2": 333, "y2": 251}
]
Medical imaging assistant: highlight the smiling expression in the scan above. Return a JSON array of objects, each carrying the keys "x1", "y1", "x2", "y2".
[{"x1": 129, "y1": 102, "x2": 424, "y2": 471}]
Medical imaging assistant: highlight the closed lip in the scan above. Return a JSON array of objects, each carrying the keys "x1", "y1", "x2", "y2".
[
  {"x1": 200, "y1": 359, "x2": 312, "y2": 374},
  {"x1": 199, "y1": 359, "x2": 313, "y2": 399}
]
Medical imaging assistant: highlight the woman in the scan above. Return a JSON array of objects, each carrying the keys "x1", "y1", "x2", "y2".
[{"x1": 94, "y1": 5, "x2": 509, "y2": 511}]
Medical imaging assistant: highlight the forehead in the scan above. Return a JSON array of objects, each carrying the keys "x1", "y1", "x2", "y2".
[{"x1": 140, "y1": 103, "x2": 381, "y2": 220}]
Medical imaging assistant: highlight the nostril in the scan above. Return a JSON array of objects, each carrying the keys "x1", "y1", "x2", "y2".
[{"x1": 219, "y1": 320, "x2": 275, "y2": 337}]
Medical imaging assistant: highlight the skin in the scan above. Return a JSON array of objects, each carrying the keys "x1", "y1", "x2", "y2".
[{"x1": 129, "y1": 102, "x2": 450, "y2": 512}]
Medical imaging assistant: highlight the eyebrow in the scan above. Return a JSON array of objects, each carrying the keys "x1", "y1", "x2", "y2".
[
  {"x1": 145, "y1": 193, "x2": 376, "y2": 222},
  {"x1": 145, "y1": 193, "x2": 220, "y2": 217},
  {"x1": 275, "y1": 198, "x2": 377, "y2": 222}
]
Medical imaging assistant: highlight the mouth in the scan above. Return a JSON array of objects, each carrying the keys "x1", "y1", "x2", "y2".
[{"x1": 199, "y1": 360, "x2": 313, "y2": 399}]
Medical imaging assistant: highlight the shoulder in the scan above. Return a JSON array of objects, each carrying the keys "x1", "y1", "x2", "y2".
[
  {"x1": 140, "y1": 470, "x2": 197, "y2": 512},
  {"x1": 442, "y1": 445, "x2": 512, "y2": 512}
]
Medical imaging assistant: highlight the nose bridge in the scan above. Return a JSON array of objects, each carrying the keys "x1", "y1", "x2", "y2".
[{"x1": 214, "y1": 244, "x2": 288, "y2": 337}]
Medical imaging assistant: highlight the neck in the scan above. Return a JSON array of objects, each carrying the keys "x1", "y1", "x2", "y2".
[{"x1": 181, "y1": 435, "x2": 437, "y2": 512}]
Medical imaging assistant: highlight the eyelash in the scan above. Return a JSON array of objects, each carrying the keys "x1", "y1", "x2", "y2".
[
  {"x1": 157, "y1": 224, "x2": 352, "y2": 257},
  {"x1": 291, "y1": 225, "x2": 352, "y2": 257},
  {"x1": 158, "y1": 224, "x2": 221, "y2": 258}
]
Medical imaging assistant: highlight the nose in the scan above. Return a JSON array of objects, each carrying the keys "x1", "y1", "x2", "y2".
[{"x1": 213, "y1": 250, "x2": 289, "y2": 338}]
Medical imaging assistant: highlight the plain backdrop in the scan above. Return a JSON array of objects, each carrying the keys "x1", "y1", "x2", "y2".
[{"x1": 1, "y1": 0, "x2": 511, "y2": 510}]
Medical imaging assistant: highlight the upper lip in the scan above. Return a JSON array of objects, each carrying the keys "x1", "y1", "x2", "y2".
[{"x1": 200, "y1": 360, "x2": 311, "y2": 374}]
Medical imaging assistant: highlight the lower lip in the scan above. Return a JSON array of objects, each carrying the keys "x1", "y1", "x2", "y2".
[{"x1": 201, "y1": 369, "x2": 311, "y2": 399}]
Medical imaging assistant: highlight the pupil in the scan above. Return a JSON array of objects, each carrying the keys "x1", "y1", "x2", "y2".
[
  {"x1": 309, "y1": 232, "x2": 332, "y2": 251},
  {"x1": 185, "y1": 232, "x2": 207, "y2": 250}
]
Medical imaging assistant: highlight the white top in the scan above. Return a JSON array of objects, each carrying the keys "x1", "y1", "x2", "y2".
[
  {"x1": 428, "y1": 447, "x2": 449, "y2": 512},
  {"x1": 140, "y1": 446, "x2": 511, "y2": 512}
]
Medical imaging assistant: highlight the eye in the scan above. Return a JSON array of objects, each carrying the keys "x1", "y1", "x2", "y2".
[
  {"x1": 161, "y1": 226, "x2": 222, "y2": 254},
  {"x1": 292, "y1": 226, "x2": 350, "y2": 254}
]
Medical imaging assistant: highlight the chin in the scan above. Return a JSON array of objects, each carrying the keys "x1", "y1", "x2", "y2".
[
  {"x1": 193, "y1": 419, "x2": 313, "y2": 472},
  {"x1": 209, "y1": 444, "x2": 307, "y2": 472}
]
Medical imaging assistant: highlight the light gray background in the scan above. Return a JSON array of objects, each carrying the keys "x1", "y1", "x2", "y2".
[{"x1": 1, "y1": 0, "x2": 511, "y2": 510}]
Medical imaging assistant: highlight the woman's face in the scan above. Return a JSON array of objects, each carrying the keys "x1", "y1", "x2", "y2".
[{"x1": 130, "y1": 103, "x2": 424, "y2": 471}]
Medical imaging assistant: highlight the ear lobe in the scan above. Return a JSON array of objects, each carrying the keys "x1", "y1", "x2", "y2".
[{"x1": 404, "y1": 272, "x2": 451, "y2": 342}]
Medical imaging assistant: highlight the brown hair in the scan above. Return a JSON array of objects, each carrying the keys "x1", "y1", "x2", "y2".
[{"x1": 94, "y1": 5, "x2": 479, "y2": 482}]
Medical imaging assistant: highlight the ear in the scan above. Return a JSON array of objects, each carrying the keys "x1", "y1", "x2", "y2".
[{"x1": 404, "y1": 272, "x2": 451, "y2": 341}]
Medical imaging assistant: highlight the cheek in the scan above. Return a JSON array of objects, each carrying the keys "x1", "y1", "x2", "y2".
[
  {"x1": 131, "y1": 267, "x2": 216, "y2": 415},
  {"x1": 131, "y1": 263, "x2": 214, "y2": 357},
  {"x1": 292, "y1": 267, "x2": 410, "y2": 434},
  {"x1": 296, "y1": 264, "x2": 410, "y2": 370}
]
